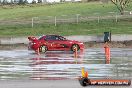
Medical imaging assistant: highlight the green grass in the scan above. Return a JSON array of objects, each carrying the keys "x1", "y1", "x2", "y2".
[
  {"x1": 0, "y1": 19, "x2": 132, "y2": 37},
  {"x1": 0, "y1": 2, "x2": 132, "y2": 36},
  {"x1": 0, "y1": 2, "x2": 131, "y2": 20}
]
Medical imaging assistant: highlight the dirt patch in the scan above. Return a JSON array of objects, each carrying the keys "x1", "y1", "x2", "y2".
[
  {"x1": 0, "y1": 41, "x2": 132, "y2": 50},
  {"x1": 84, "y1": 40, "x2": 132, "y2": 48}
]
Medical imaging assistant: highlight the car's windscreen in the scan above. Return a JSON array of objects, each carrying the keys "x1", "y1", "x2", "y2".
[{"x1": 38, "y1": 36, "x2": 43, "y2": 40}]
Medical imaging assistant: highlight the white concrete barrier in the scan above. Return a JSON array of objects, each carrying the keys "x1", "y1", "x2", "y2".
[
  {"x1": 111, "y1": 35, "x2": 132, "y2": 41},
  {"x1": 0, "y1": 37, "x2": 28, "y2": 44},
  {"x1": 0, "y1": 35, "x2": 132, "y2": 44}
]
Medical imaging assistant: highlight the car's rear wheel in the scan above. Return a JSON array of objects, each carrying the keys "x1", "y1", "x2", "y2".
[
  {"x1": 71, "y1": 44, "x2": 80, "y2": 52},
  {"x1": 39, "y1": 45, "x2": 47, "y2": 53}
]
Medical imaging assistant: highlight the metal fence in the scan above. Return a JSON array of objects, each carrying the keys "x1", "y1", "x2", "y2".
[
  {"x1": 0, "y1": 11, "x2": 132, "y2": 27},
  {"x1": 31, "y1": 11, "x2": 132, "y2": 27}
]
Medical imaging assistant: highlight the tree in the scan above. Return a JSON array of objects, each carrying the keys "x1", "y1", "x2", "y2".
[
  {"x1": 111, "y1": 0, "x2": 131, "y2": 15},
  {"x1": 10, "y1": 0, "x2": 14, "y2": 4},
  {"x1": 2, "y1": 0, "x2": 8, "y2": 4},
  {"x1": 18, "y1": 0, "x2": 24, "y2": 4},
  {"x1": 32, "y1": 0, "x2": 36, "y2": 4},
  {"x1": 24, "y1": 0, "x2": 28, "y2": 4},
  {"x1": 18, "y1": 0, "x2": 28, "y2": 4},
  {"x1": 38, "y1": 0, "x2": 42, "y2": 3}
]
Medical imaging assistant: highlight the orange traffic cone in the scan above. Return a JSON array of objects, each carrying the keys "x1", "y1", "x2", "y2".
[
  {"x1": 36, "y1": 48, "x2": 40, "y2": 55},
  {"x1": 81, "y1": 67, "x2": 88, "y2": 78},
  {"x1": 104, "y1": 42, "x2": 110, "y2": 64},
  {"x1": 74, "y1": 47, "x2": 78, "y2": 58}
]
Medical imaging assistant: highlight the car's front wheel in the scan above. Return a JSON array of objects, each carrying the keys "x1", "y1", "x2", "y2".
[
  {"x1": 71, "y1": 44, "x2": 80, "y2": 52},
  {"x1": 39, "y1": 45, "x2": 47, "y2": 53}
]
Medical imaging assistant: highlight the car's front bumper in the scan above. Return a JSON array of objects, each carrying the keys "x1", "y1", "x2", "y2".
[{"x1": 79, "y1": 43, "x2": 85, "y2": 50}]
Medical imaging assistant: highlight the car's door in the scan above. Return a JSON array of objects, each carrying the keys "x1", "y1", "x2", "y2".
[
  {"x1": 45, "y1": 35, "x2": 69, "y2": 50},
  {"x1": 44, "y1": 35, "x2": 56, "y2": 50},
  {"x1": 55, "y1": 36, "x2": 70, "y2": 49}
]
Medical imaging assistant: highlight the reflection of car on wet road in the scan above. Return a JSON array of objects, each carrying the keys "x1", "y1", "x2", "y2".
[
  {"x1": 28, "y1": 35, "x2": 84, "y2": 53},
  {"x1": 31, "y1": 57, "x2": 82, "y2": 65}
]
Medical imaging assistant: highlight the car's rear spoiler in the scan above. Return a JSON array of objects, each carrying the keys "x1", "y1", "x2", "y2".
[{"x1": 28, "y1": 36, "x2": 38, "y2": 41}]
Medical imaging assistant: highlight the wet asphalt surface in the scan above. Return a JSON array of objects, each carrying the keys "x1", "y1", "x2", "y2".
[{"x1": 0, "y1": 48, "x2": 132, "y2": 80}]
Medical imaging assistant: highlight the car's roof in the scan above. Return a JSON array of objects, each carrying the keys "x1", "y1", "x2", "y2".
[
  {"x1": 44, "y1": 34, "x2": 62, "y2": 37},
  {"x1": 39, "y1": 35, "x2": 63, "y2": 40},
  {"x1": 45, "y1": 34, "x2": 60, "y2": 36}
]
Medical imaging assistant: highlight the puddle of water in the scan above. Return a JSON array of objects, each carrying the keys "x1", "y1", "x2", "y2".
[{"x1": 0, "y1": 48, "x2": 132, "y2": 80}]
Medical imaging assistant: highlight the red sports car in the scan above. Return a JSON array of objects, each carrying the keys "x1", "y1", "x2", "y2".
[{"x1": 28, "y1": 35, "x2": 84, "y2": 53}]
